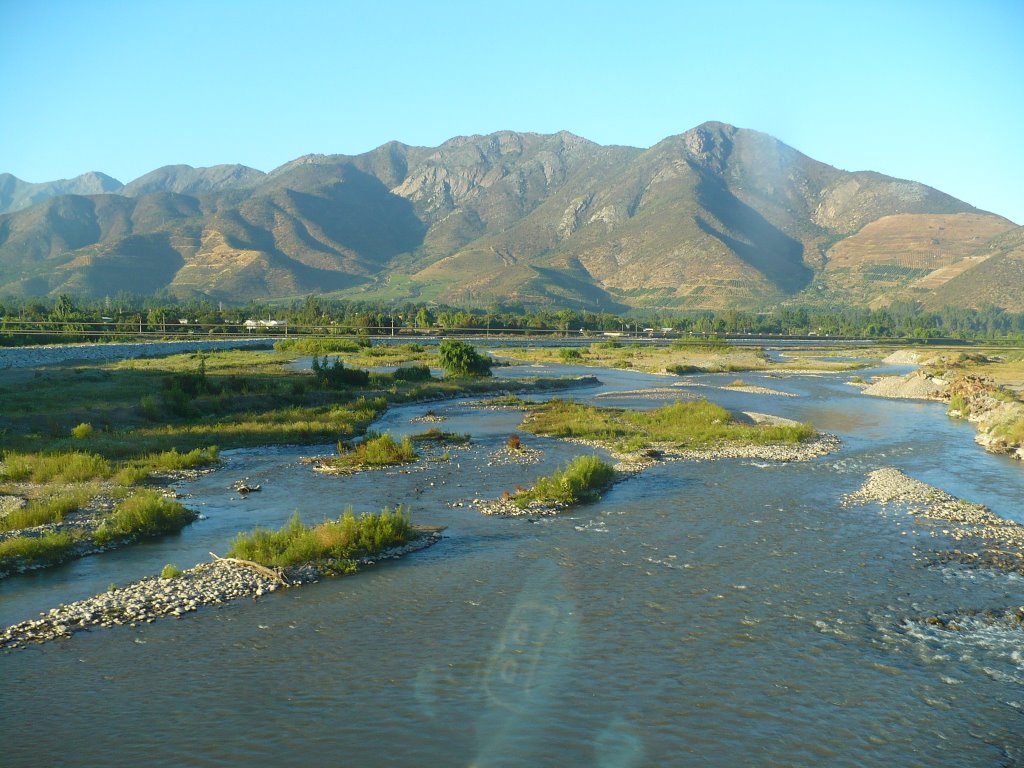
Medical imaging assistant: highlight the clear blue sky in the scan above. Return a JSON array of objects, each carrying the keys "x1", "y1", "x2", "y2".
[{"x1": 2, "y1": 0, "x2": 1022, "y2": 223}]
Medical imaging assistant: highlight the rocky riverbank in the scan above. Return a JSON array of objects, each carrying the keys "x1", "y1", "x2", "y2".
[
  {"x1": 861, "y1": 370, "x2": 949, "y2": 400},
  {"x1": 0, "y1": 529, "x2": 443, "y2": 651},
  {"x1": 855, "y1": 349, "x2": 1024, "y2": 462},
  {"x1": 843, "y1": 467, "x2": 1024, "y2": 575}
]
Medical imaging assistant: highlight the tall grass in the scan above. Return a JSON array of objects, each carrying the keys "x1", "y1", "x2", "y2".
[
  {"x1": 228, "y1": 507, "x2": 413, "y2": 570},
  {"x1": 514, "y1": 455, "x2": 616, "y2": 508},
  {"x1": 995, "y1": 414, "x2": 1024, "y2": 445},
  {"x1": 138, "y1": 446, "x2": 220, "y2": 472},
  {"x1": 275, "y1": 338, "x2": 362, "y2": 354},
  {"x1": 0, "y1": 488, "x2": 94, "y2": 531},
  {"x1": 409, "y1": 428, "x2": 470, "y2": 444},
  {"x1": 525, "y1": 398, "x2": 815, "y2": 448},
  {"x1": 0, "y1": 451, "x2": 112, "y2": 483},
  {"x1": 0, "y1": 531, "x2": 80, "y2": 571},
  {"x1": 330, "y1": 432, "x2": 418, "y2": 469},
  {"x1": 94, "y1": 491, "x2": 197, "y2": 544}
]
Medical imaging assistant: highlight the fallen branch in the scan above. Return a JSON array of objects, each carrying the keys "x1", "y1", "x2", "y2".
[{"x1": 209, "y1": 552, "x2": 290, "y2": 586}]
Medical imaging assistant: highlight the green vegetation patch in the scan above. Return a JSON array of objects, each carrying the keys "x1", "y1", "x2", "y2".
[
  {"x1": 0, "y1": 530, "x2": 81, "y2": 573},
  {"x1": 275, "y1": 338, "x2": 364, "y2": 355},
  {"x1": 523, "y1": 398, "x2": 815, "y2": 450},
  {"x1": 408, "y1": 428, "x2": 471, "y2": 445},
  {"x1": 1, "y1": 451, "x2": 112, "y2": 484},
  {"x1": 94, "y1": 491, "x2": 197, "y2": 545},
  {"x1": 327, "y1": 432, "x2": 418, "y2": 470},
  {"x1": 228, "y1": 507, "x2": 413, "y2": 572},
  {"x1": 0, "y1": 487, "x2": 95, "y2": 531},
  {"x1": 438, "y1": 339, "x2": 492, "y2": 377},
  {"x1": 512, "y1": 455, "x2": 616, "y2": 508}
]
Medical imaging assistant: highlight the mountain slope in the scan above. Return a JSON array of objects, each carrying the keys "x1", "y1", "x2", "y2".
[
  {"x1": 0, "y1": 172, "x2": 123, "y2": 215},
  {"x1": 0, "y1": 123, "x2": 1016, "y2": 310}
]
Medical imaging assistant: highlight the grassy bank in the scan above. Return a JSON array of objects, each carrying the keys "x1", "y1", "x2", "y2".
[
  {"x1": 228, "y1": 507, "x2": 413, "y2": 574},
  {"x1": 521, "y1": 397, "x2": 815, "y2": 452},
  {"x1": 498, "y1": 341, "x2": 868, "y2": 375}
]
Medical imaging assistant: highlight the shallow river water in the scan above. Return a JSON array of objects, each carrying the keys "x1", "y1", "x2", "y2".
[{"x1": 3, "y1": 358, "x2": 1024, "y2": 766}]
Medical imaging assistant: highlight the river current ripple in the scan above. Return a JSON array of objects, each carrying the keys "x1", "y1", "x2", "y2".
[{"x1": 3, "y1": 357, "x2": 1024, "y2": 766}]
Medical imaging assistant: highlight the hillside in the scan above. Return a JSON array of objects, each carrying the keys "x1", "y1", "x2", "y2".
[
  {"x1": 0, "y1": 172, "x2": 123, "y2": 215},
  {"x1": 0, "y1": 122, "x2": 1018, "y2": 311}
]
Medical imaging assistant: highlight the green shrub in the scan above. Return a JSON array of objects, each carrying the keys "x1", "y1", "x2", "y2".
[
  {"x1": 0, "y1": 531, "x2": 79, "y2": 571},
  {"x1": 113, "y1": 466, "x2": 150, "y2": 487},
  {"x1": 514, "y1": 455, "x2": 616, "y2": 508},
  {"x1": 161, "y1": 385, "x2": 197, "y2": 417},
  {"x1": 409, "y1": 428, "x2": 470, "y2": 444},
  {"x1": 71, "y1": 422, "x2": 94, "y2": 439},
  {"x1": 438, "y1": 339, "x2": 492, "y2": 377},
  {"x1": 995, "y1": 414, "x2": 1024, "y2": 445},
  {"x1": 94, "y1": 491, "x2": 196, "y2": 544},
  {"x1": 228, "y1": 507, "x2": 412, "y2": 569},
  {"x1": 312, "y1": 355, "x2": 370, "y2": 388},
  {"x1": 559, "y1": 348, "x2": 583, "y2": 361},
  {"x1": 140, "y1": 395, "x2": 162, "y2": 421},
  {"x1": 160, "y1": 563, "x2": 183, "y2": 579},
  {"x1": 275, "y1": 338, "x2": 362, "y2": 354},
  {"x1": 666, "y1": 364, "x2": 702, "y2": 375},
  {"x1": 391, "y1": 364, "x2": 433, "y2": 382},
  {"x1": 948, "y1": 394, "x2": 971, "y2": 418},
  {"x1": 330, "y1": 432, "x2": 417, "y2": 469},
  {"x1": 141, "y1": 446, "x2": 220, "y2": 472},
  {"x1": 524, "y1": 398, "x2": 815, "y2": 448}
]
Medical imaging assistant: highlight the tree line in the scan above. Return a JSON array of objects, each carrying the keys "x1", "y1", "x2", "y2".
[{"x1": 2, "y1": 293, "x2": 1024, "y2": 342}]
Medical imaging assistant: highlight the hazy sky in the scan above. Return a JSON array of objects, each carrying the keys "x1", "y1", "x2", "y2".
[{"x1": 2, "y1": 0, "x2": 1022, "y2": 222}]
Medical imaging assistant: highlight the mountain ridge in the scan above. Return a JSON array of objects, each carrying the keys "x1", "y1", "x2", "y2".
[{"x1": 1, "y1": 122, "x2": 1019, "y2": 311}]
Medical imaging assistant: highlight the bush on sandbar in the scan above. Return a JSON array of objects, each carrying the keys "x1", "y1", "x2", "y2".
[
  {"x1": 94, "y1": 491, "x2": 196, "y2": 544},
  {"x1": 228, "y1": 507, "x2": 412, "y2": 569},
  {"x1": 513, "y1": 455, "x2": 616, "y2": 508}
]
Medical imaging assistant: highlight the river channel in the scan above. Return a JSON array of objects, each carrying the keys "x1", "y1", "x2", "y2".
[{"x1": 2, "y1": 352, "x2": 1024, "y2": 766}]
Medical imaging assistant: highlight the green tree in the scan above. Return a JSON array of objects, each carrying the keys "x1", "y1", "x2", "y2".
[
  {"x1": 416, "y1": 307, "x2": 434, "y2": 329},
  {"x1": 437, "y1": 339, "x2": 492, "y2": 377},
  {"x1": 52, "y1": 294, "x2": 76, "y2": 321}
]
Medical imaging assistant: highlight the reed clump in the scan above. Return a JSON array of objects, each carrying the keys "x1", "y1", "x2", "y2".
[
  {"x1": 330, "y1": 432, "x2": 418, "y2": 469},
  {"x1": 0, "y1": 451, "x2": 112, "y2": 484},
  {"x1": 94, "y1": 491, "x2": 197, "y2": 544},
  {"x1": 512, "y1": 455, "x2": 616, "y2": 508},
  {"x1": 0, "y1": 531, "x2": 81, "y2": 572},
  {"x1": 524, "y1": 398, "x2": 815, "y2": 448},
  {"x1": 0, "y1": 488, "x2": 94, "y2": 531},
  {"x1": 228, "y1": 507, "x2": 413, "y2": 571}
]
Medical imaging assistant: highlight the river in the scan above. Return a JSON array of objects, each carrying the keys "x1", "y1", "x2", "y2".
[{"x1": 2, "y1": 356, "x2": 1024, "y2": 766}]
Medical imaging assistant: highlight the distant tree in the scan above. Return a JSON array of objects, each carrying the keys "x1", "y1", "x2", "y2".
[
  {"x1": 52, "y1": 294, "x2": 76, "y2": 321},
  {"x1": 416, "y1": 307, "x2": 434, "y2": 329}
]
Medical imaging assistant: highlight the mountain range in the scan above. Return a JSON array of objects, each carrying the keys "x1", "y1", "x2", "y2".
[{"x1": 1, "y1": 122, "x2": 1021, "y2": 312}]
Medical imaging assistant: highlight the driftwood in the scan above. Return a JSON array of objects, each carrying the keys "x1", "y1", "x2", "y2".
[{"x1": 209, "y1": 552, "x2": 290, "y2": 586}]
